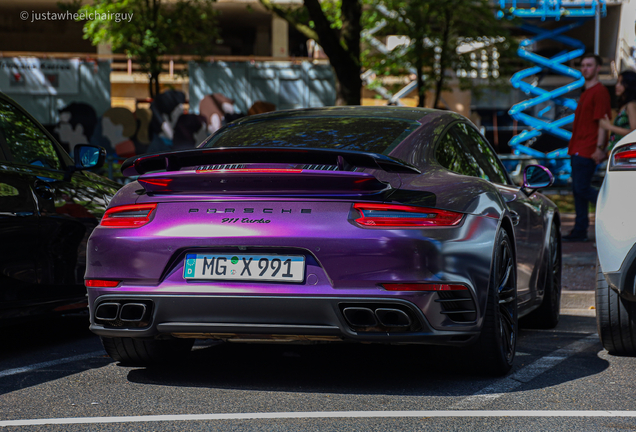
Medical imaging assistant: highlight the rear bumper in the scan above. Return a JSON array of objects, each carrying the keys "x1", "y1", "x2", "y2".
[{"x1": 89, "y1": 294, "x2": 480, "y2": 346}]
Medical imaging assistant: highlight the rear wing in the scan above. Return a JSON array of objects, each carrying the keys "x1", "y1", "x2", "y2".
[{"x1": 121, "y1": 147, "x2": 421, "y2": 177}]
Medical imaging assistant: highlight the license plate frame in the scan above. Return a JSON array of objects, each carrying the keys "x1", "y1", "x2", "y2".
[{"x1": 184, "y1": 253, "x2": 305, "y2": 282}]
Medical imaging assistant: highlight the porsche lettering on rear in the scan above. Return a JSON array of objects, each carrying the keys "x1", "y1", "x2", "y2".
[{"x1": 188, "y1": 208, "x2": 312, "y2": 214}]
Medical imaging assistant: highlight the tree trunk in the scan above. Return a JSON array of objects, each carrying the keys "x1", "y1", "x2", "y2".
[
  {"x1": 417, "y1": 71, "x2": 426, "y2": 108},
  {"x1": 414, "y1": 35, "x2": 426, "y2": 107},
  {"x1": 148, "y1": 77, "x2": 154, "y2": 99},
  {"x1": 433, "y1": 7, "x2": 452, "y2": 109},
  {"x1": 338, "y1": 0, "x2": 361, "y2": 105},
  {"x1": 304, "y1": 0, "x2": 361, "y2": 105},
  {"x1": 149, "y1": 0, "x2": 161, "y2": 99},
  {"x1": 153, "y1": 72, "x2": 160, "y2": 98},
  {"x1": 332, "y1": 59, "x2": 362, "y2": 106},
  {"x1": 148, "y1": 71, "x2": 161, "y2": 99}
]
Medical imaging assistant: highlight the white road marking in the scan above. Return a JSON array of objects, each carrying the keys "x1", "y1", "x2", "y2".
[
  {"x1": 0, "y1": 334, "x2": 603, "y2": 427},
  {"x1": 1, "y1": 411, "x2": 635, "y2": 426},
  {"x1": 521, "y1": 328, "x2": 595, "y2": 335},
  {"x1": 452, "y1": 334, "x2": 599, "y2": 409},
  {"x1": 0, "y1": 352, "x2": 105, "y2": 379}
]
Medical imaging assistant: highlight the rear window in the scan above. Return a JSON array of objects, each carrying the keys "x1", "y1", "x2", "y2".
[{"x1": 203, "y1": 116, "x2": 419, "y2": 155}]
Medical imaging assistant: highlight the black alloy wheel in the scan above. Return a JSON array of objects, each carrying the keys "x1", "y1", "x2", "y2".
[{"x1": 474, "y1": 229, "x2": 517, "y2": 375}]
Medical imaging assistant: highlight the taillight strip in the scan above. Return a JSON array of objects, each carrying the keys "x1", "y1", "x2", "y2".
[
  {"x1": 138, "y1": 178, "x2": 172, "y2": 187},
  {"x1": 195, "y1": 169, "x2": 303, "y2": 174},
  {"x1": 383, "y1": 283, "x2": 468, "y2": 291},
  {"x1": 85, "y1": 279, "x2": 121, "y2": 288},
  {"x1": 610, "y1": 143, "x2": 636, "y2": 171},
  {"x1": 100, "y1": 203, "x2": 157, "y2": 228},
  {"x1": 353, "y1": 203, "x2": 463, "y2": 228}
]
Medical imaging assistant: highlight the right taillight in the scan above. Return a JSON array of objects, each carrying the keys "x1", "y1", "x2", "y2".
[
  {"x1": 353, "y1": 203, "x2": 464, "y2": 228},
  {"x1": 100, "y1": 203, "x2": 157, "y2": 228},
  {"x1": 610, "y1": 143, "x2": 636, "y2": 171}
]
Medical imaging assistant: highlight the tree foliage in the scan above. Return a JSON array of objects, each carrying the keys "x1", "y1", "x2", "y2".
[
  {"x1": 364, "y1": 0, "x2": 518, "y2": 108},
  {"x1": 78, "y1": 0, "x2": 219, "y2": 98},
  {"x1": 260, "y1": 0, "x2": 362, "y2": 106}
]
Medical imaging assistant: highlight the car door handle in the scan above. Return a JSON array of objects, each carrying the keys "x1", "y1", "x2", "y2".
[{"x1": 509, "y1": 210, "x2": 520, "y2": 226}]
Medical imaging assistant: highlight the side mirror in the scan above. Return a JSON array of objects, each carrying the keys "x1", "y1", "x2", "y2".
[
  {"x1": 74, "y1": 145, "x2": 106, "y2": 170},
  {"x1": 523, "y1": 164, "x2": 554, "y2": 191}
]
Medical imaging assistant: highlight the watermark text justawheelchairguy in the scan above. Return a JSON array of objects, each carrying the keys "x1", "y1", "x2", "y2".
[{"x1": 21, "y1": 10, "x2": 134, "y2": 23}]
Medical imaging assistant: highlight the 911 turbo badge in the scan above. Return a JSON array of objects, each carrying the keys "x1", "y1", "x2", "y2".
[{"x1": 221, "y1": 217, "x2": 270, "y2": 224}]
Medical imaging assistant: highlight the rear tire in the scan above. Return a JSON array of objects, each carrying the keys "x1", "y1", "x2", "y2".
[
  {"x1": 521, "y1": 222, "x2": 561, "y2": 329},
  {"x1": 596, "y1": 260, "x2": 636, "y2": 355},
  {"x1": 474, "y1": 229, "x2": 517, "y2": 376},
  {"x1": 101, "y1": 337, "x2": 194, "y2": 366}
]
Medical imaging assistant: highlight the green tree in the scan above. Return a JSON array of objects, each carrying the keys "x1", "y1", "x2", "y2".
[
  {"x1": 365, "y1": 0, "x2": 517, "y2": 108},
  {"x1": 260, "y1": 0, "x2": 362, "y2": 106},
  {"x1": 78, "y1": 0, "x2": 218, "y2": 98}
]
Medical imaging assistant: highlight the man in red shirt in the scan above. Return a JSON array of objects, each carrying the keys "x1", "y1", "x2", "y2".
[{"x1": 563, "y1": 53, "x2": 611, "y2": 241}]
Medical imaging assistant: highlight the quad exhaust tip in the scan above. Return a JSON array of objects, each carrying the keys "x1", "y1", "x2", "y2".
[
  {"x1": 342, "y1": 306, "x2": 414, "y2": 330},
  {"x1": 95, "y1": 301, "x2": 149, "y2": 324},
  {"x1": 375, "y1": 308, "x2": 411, "y2": 327},
  {"x1": 120, "y1": 303, "x2": 147, "y2": 322},
  {"x1": 95, "y1": 303, "x2": 120, "y2": 321},
  {"x1": 342, "y1": 307, "x2": 377, "y2": 327}
]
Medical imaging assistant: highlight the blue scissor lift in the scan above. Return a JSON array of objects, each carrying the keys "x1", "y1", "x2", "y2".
[{"x1": 497, "y1": 0, "x2": 607, "y2": 185}]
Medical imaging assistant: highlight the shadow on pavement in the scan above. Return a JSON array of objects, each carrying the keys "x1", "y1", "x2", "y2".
[
  {"x1": 0, "y1": 313, "x2": 96, "y2": 357},
  {"x1": 126, "y1": 315, "x2": 607, "y2": 397},
  {"x1": 0, "y1": 314, "x2": 111, "y2": 396}
]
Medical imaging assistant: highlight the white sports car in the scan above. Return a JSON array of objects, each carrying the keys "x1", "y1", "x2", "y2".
[{"x1": 596, "y1": 129, "x2": 636, "y2": 355}]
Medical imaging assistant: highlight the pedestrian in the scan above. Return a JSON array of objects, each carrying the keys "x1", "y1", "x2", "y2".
[
  {"x1": 599, "y1": 70, "x2": 636, "y2": 152},
  {"x1": 563, "y1": 53, "x2": 612, "y2": 242},
  {"x1": 172, "y1": 114, "x2": 208, "y2": 150}
]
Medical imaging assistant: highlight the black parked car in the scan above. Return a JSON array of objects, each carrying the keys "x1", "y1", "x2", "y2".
[{"x1": 0, "y1": 92, "x2": 119, "y2": 323}]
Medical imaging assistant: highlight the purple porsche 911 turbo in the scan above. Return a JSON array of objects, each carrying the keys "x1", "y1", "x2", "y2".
[{"x1": 85, "y1": 107, "x2": 561, "y2": 375}]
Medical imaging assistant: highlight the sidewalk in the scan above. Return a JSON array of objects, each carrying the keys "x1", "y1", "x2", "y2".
[
  {"x1": 560, "y1": 213, "x2": 597, "y2": 268},
  {"x1": 559, "y1": 212, "x2": 596, "y2": 316}
]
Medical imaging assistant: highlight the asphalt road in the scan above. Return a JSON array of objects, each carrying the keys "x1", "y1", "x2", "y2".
[
  {"x1": 0, "y1": 221, "x2": 630, "y2": 432},
  {"x1": 1, "y1": 296, "x2": 635, "y2": 431}
]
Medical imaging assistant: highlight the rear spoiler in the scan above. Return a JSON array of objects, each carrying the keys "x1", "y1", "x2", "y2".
[{"x1": 121, "y1": 147, "x2": 421, "y2": 177}]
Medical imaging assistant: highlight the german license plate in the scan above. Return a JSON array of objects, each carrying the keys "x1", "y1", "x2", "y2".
[{"x1": 184, "y1": 254, "x2": 305, "y2": 282}]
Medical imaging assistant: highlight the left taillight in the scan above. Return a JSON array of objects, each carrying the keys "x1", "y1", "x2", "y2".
[
  {"x1": 353, "y1": 203, "x2": 464, "y2": 228},
  {"x1": 85, "y1": 279, "x2": 121, "y2": 288},
  {"x1": 610, "y1": 142, "x2": 636, "y2": 171},
  {"x1": 100, "y1": 203, "x2": 157, "y2": 228}
]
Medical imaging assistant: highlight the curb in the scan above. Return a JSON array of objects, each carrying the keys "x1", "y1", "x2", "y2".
[
  {"x1": 562, "y1": 252, "x2": 597, "y2": 266},
  {"x1": 561, "y1": 290, "x2": 596, "y2": 316}
]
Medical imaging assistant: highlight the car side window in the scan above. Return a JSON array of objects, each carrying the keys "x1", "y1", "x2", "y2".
[
  {"x1": 0, "y1": 100, "x2": 63, "y2": 171},
  {"x1": 435, "y1": 129, "x2": 478, "y2": 177},
  {"x1": 453, "y1": 123, "x2": 510, "y2": 185}
]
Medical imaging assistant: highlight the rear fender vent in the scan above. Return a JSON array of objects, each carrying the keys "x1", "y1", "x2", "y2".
[{"x1": 436, "y1": 291, "x2": 477, "y2": 323}]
